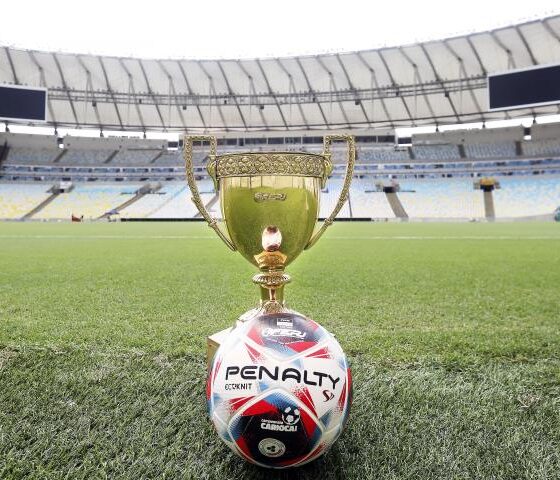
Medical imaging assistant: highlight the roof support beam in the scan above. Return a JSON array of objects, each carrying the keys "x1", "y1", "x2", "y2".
[
  {"x1": 52, "y1": 52, "x2": 80, "y2": 126},
  {"x1": 542, "y1": 18, "x2": 560, "y2": 43},
  {"x1": 97, "y1": 56, "x2": 124, "y2": 130},
  {"x1": 76, "y1": 56, "x2": 103, "y2": 130},
  {"x1": 465, "y1": 36, "x2": 488, "y2": 76},
  {"x1": 256, "y1": 58, "x2": 289, "y2": 130},
  {"x1": 355, "y1": 52, "x2": 394, "y2": 128},
  {"x1": 488, "y1": 32, "x2": 519, "y2": 120},
  {"x1": 489, "y1": 31, "x2": 516, "y2": 69},
  {"x1": 27, "y1": 51, "x2": 56, "y2": 127},
  {"x1": 295, "y1": 57, "x2": 329, "y2": 128},
  {"x1": 176, "y1": 61, "x2": 207, "y2": 131},
  {"x1": 377, "y1": 50, "x2": 415, "y2": 124},
  {"x1": 514, "y1": 25, "x2": 538, "y2": 65},
  {"x1": 156, "y1": 60, "x2": 187, "y2": 131},
  {"x1": 215, "y1": 62, "x2": 248, "y2": 131},
  {"x1": 275, "y1": 58, "x2": 309, "y2": 130},
  {"x1": 197, "y1": 62, "x2": 228, "y2": 131},
  {"x1": 442, "y1": 40, "x2": 485, "y2": 123},
  {"x1": 118, "y1": 59, "x2": 146, "y2": 131},
  {"x1": 397, "y1": 47, "x2": 437, "y2": 125},
  {"x1": 336, "y1": 53, "x2": 370, "y2": 126},
  {"x1": 236, "y1": 61, "x2": 268, "y2": 130},
  {"x1": 138, "y1": 59, "x2": 166, "y2": 130},
  {"x1": 315, "y1": 56, "x2": 351, "y2": 128},
  {"x1": 4, "y1": 47, "x2": 19, "y2": 84},
  {"x1": 511, "y1": 26, "x2": 539, "y2": 120},
  {"x1": 419, "y1": 44, "x2": 461, "y2": 123}
]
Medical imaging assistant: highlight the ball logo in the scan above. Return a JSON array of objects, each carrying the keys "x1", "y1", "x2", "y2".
[
  {"x1": 225, "y1": 365, "x2": 340, "y2": 389},
  {"x1": 258, "y1": 438, "x2": 286, "y2": 458},
  {"x1": 275, "y1": 318, "x2": 293, "y2": 328},
  {"x1": 322, "y1": 389, "x2": 335, "y2": 402},
  {"x1": 260, "y1": 407, "x2": 300, "y2": 432},
  {"x1": 261, "y1": 327, "x2": 306, "y2": 340},
  {"x1": 282, "y1": 407, "x2": 300, "y2": 425}
]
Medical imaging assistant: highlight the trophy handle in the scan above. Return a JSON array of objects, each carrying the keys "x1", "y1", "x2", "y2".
[
  {"x1": 183, "y1": 134, "x2": 236, "y2": 251},
  {"x1": 305, "y1": 134, "x2": 356, "y2": 250}
]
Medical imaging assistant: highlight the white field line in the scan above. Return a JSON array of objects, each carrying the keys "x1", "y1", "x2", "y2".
[
  {"x1": 0, "y1": 235, "x2": 215, "y2": 239},
  {"x1": 0, "y1": 235, "x2": 558, "y2": 240},
  {"x1": 329, "y1": 236, "x2": 560, "y2": 240}
]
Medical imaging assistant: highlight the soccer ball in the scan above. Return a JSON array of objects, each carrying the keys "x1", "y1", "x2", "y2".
[{"x1": 206, "y1": 312, "x2": 352, "y2": 468}]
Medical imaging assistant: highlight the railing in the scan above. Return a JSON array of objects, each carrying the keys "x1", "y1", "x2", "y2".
[{"x1": 46, "y1": 76, "x2": 487, "y2": 108}]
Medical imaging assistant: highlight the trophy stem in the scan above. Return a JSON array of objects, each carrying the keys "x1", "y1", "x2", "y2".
[
  {"x1": 253, "y1": 271, "x2": 291, "y2": 314},
  {"x1": 259, "y1": 283, "x2": 285, "y2": 304}
]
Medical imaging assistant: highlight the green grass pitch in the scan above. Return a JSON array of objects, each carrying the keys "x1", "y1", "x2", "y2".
[{"x1": 0, "y1": 221, "x2": 559, "y2": 479}]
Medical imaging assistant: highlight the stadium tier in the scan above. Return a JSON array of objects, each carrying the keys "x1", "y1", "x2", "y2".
[
  {"x1": 521, "y1": 139, "x2": 560, "y2": 158},
  {"x1": 398, "y1": 179, "x2": 485, "y2": 219},
  {"x1": 1, "y1": 124, "x2": 560, "y2": 221},
  {"x1": 1, "y1": 175, "x2": 559, "y2": 221},
  {"x1": 319, "y1": 179, "x2": 352, "y2": 219},
  {"x1": 0, "y1": 183, "x2": 53, "y2": 218},
  {"x1": 120, "y1": 181, "x2": 216, "y2": 219},
  {"x1": 463, "y1": 142, "x2": 518, "y2": 159},
  {"x1": 350, "y1": 179, "x2": 396, "y2": 218},
  {"x1": 5, "y1": 147, "x2": 60, "y2": 165},
  {"x1": 412, "y1": 144, "x2": 461, "y2": 162},
  {"x1": 34, "y1": 184, "x2": 142, "y2": 220},
  {"x1": 493, "y1": 177, "x2": 560, "y2": 218},
  {"x1": 359, "y1": 147, "x2": 411, "y2": 163}
]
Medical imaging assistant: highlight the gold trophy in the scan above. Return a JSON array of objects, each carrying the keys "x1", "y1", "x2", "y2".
[{"x1": 183, "y1": 135, "x2": 355, "y2": 364}]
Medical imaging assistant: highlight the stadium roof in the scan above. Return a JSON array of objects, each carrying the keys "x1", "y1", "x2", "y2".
[{"x1": 1, "y1": 14, "x2": 560, "y2": 133}]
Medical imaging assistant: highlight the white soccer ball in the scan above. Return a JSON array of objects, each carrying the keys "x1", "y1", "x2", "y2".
[{"x1": 206, "y1": 312, "x2": 352, "y2": 468}]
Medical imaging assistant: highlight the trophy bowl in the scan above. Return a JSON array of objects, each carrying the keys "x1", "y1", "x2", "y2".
[
  {"x1": 183, "y1": 135, "x2": 355, "y2": 362},
  {"x1": 215, "y1": 153, "x2": 326, "y2": 269}
]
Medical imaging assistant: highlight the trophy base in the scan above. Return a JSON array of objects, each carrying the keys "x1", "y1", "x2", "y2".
[
  {"x1": 206, "y1": 305, "x2": 297, "y2": 368},
  {"x1": 207, "y1": 327, "x2": 232, "y2": 369}
]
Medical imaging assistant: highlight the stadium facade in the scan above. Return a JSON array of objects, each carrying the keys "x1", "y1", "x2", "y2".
[
  {"x1": 0, "y1": 15, "x2": 559, "y2": 221},
  {"x1": 1, "y1": 15, "x2": 560, "y2": 132}
]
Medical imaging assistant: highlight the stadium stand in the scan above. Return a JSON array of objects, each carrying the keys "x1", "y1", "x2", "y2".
[
  {"x1": 319, "y1": 179, "x2": 351, "y2": 219},
  {"x1": 2, "y1": 174, "x2": 558, "y2": 221},
  {"x1": 1, "y1": 122, "x2": 560, "y2": 221},
  {"x1": 493, "y1": 176, "x2": 560, "y2": 218},
  {"x1": 0, "y1": 183, "x2": 53, "y2": 219},
  {"x1": 521, "y1": 139, "x2": 560, "y2": 158},
  {"x1": 35, "y1": 184, "x2": 142, "y2": 220},
  {"x1": 108, "y1": 149, "x2": 161, "y2": 165},
  {"x1": 119, "y1": 180, "x2": 216, "y2": 219},
  {"x1": 530, "y1": 122, "x2": 560, "y2": 141},
  {"x1": 463, "y1": 142, "x2": 517, "y2": 159},
  {"x1": 59, "y1": 149, "x2": 115, "y2": 166},
  {"x1": 349, "y1": 179, "x2": 395, "y2": 218},
  {"x1": 397, "y1": 178, "x2": 485, "y2": 219},
  {"x1": 6, "y1": 147, "x2": 61, "y2": 165},
  {"x1": 358, "y1": 147, "x2": 411, "y2": 163},
  {"x1": 152, "y1": 150, "x2": 207, "y2": 167},
  {"x1": 118, "y1": 185, "x2": 179, "y2": 218},
  {"x1": 154, "y1": 152, "x2": 182, "y2": 167},
  {"x1": 412, "y1": 144, "x2": 461, "y2": 161}
]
